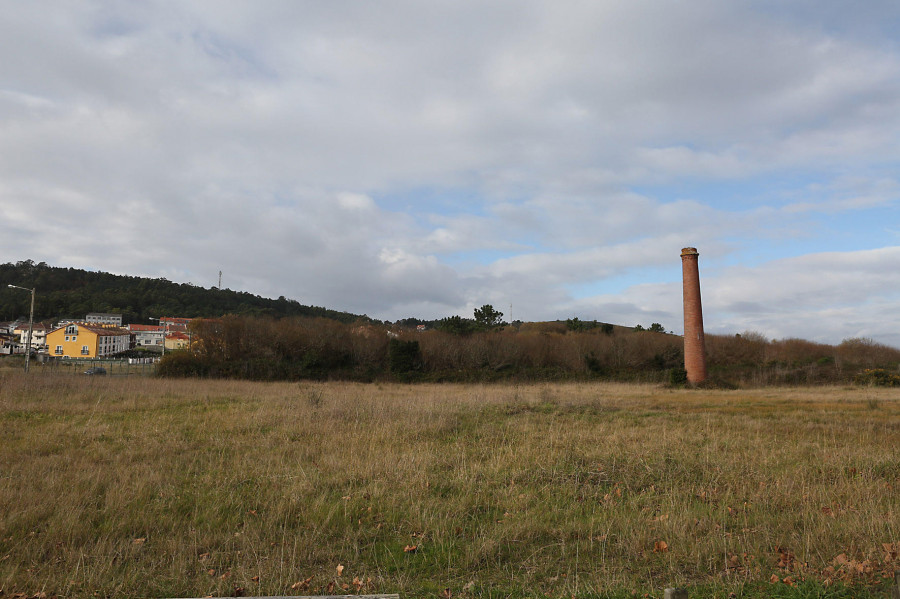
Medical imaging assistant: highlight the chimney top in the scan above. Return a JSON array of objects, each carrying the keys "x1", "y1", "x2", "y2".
[{"x1": 681, "y1": 247, "x2": 699, "y2": 257}]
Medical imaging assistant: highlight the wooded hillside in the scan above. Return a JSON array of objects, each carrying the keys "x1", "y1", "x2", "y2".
[{"x1": 0, "y1": 260, "x2": 368, "y2": 325}]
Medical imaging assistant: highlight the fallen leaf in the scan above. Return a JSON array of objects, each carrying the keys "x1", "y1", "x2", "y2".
[
  {"x1": 769, "y1": 574, "x2": 779, "y2": 584},
  {"x1": 352, "y1": 576, "x2": 363, "y2": 591},
  {"x1": 653, "y1": 540, "x2": 668, "y2": 553},
  {"x1": 336, "y1": 564, "x2": 344, "y2": 576},
  {"x1": 326, "y1": 581, "x2": 335, "y2": 593},
  {"x1": 199, "y1": 552, "x2": 210, "y2": 561},
  {"x1": 404, "y1": 544, "x2": 418, "y2": 553},
  {"x1": 291, "y1": 576, "x2": 313, "y2": 590},
  {"x1": 133, "y1": 537, "x2": 146, "y2": 545},
  {"x1": 782, "y1": 576, "x2": 794, "y2": 586},
  {"x1": 441, "y1": 588, "x2": 452, "y2": 599},
  {"x1": 251, "y1": 576, "x2": 259, "y2": 583},
  {"x1": 341, "y1": 583, "x2": 349, "y2": 591}
]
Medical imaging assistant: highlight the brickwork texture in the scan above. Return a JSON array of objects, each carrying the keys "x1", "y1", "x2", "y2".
[{"x1": 681, "y1": 247, "x2": 708, "y2": 383}]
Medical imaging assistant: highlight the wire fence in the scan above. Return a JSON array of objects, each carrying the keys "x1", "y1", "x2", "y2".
[{"x1": 35, "y1": 356, "x2": 159, "y2": 377}]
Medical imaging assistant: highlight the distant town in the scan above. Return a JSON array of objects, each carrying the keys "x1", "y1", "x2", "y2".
[{"x1": 0, "y1": 313, "x2": 193, "y2": 360}]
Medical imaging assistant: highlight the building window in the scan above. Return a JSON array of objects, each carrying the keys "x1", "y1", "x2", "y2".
[
  {"x1": 81, "y1": 346, "x2": 89, "y2": 355},
  {"x1": 55, "y1": 346, "x2": 62, "y2": 355}
]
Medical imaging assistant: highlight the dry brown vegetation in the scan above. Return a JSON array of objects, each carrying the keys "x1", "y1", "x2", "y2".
[
  {"x1": 0, "y1": 375, "x2": 897, "y2": 598},
  {"x1": 155, "y1": 315, "x2": 900, "y2": 386}
]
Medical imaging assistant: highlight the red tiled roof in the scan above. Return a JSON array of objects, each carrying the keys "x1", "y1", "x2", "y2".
[
  {"x1": 50, "y1": 323, "x2": 130, "y2": 336},
  {"x1": 128, "y1": 324, "x2": 162, "y2": 331}
]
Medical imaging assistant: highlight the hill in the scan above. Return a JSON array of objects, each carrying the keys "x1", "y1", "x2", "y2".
[{"x1": 0, "y1": 259, "x2": 369, "y2": 325}]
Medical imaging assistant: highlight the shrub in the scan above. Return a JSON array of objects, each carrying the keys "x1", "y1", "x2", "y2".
[
  {"x1": 156, "y1": 350, "x2": 206, "y2": 377},
  {"x1": 853, "y1": 368, "x2": 900, "y2": 387},
  {"x1": 388, "y1": 338, "x2": 423, "y2": 381},
  {"x1": 669, "y1": 367, "x2": 688, "y2": 386}
]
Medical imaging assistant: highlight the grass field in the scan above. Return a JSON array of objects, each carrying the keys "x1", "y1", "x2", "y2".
[{"x1": 0, "y1": 374, "x2": 897, "y2": 598}]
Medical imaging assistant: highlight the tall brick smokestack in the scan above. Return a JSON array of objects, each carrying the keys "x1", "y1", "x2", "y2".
[{"x1": 681, "y1": 247, "x2": 708, "y2": 384}]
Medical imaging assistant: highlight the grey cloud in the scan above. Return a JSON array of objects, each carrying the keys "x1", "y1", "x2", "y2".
[{"x1": 2, "y1": 1, "x2": 900, "y2": 342}]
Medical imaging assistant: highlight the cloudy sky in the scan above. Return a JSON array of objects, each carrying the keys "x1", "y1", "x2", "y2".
[{"x1": 3, "y1": 1, "x2": 900, "y2": 346}]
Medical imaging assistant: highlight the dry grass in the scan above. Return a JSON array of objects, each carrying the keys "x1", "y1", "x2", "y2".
[{"x1": 0, "y1": 375, "x2": 897, "y2": 598}]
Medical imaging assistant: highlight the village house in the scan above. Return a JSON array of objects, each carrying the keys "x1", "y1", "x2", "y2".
[
  {"x1": 85, "y1": 313, "x2": 123, "y2": 326},
  {"x1": 159, "y1": 316, "x2": 192, "y2": 333},
  {"x1": 164, "y1": 331, "x2": 190, "y2": 350},
  {"x1": 0, "y1": 322, "x2": 17, "y2": 355},
  {"x1": 13, "y1": 322, "x2": 49, "y2": 352},
  {"x1": 127, "y1": 324, "x2": 165, "y2": 348},
  {"x1": 45, "y1": 322, "x2": 131, "y2": 359}
]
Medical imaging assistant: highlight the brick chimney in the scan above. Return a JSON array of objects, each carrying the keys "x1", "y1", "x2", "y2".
[{"x1": 681, "y1": 247, "x2": 707, "y2": 384}]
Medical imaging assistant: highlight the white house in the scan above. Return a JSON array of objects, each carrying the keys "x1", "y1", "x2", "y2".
[{"x1": 85, "y1": 313, "x2": 123, "y2": 326}]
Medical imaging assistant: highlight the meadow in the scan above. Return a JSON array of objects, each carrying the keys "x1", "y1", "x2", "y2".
[{"x1": 0, "y1": 374, "x2": 897, "y2": 598}]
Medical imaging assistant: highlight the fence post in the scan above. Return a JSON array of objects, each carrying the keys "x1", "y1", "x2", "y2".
[{"x1": 664, "y1": 589, "x2": 688, "y2": 599}]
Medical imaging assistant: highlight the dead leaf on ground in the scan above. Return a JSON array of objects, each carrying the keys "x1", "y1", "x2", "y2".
[
  {"x1": 441, "y1": 587, "x2": 452, "y2": 599},
  {"x1": 291, "y1": 576, "x2": 313, "y2": 590},
  {"x1": 653, "y1": 540, "x2": 668, "y2": 553},
  {"x1": 404, "y1": 544, "x2": 418, "y2": 553},
  {"x1": 336, "y1": 563, "x2": 344, "y2": 576}
]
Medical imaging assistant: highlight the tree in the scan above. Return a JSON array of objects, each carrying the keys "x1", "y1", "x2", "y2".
[
  {"x1": 566, "y1": 317, "x2": 584, "y2": 332},
  {"x1": 436, "y1": 315, "x2": 477, "y2": 335},
  {"x1": 474, "y1": 304, "x2": 503, "y2": 331},
  {"x1": 648, "y1": 323, "x2": 666, "y2": 333}
]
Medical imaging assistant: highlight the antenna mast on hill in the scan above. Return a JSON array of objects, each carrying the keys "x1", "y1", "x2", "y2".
[{"x1": 218, "y1": 271, "x2": 222, "y2": 289}]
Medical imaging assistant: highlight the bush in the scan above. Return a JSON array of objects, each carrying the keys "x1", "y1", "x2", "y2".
[
  {"x1": 388, "y1": 338, "x2": 422, "y2": 381},
  {"x1": 853, "y1": 368, "x2": 900, "y2": 387},
  {"x1": 669, "y1": 367, "x2": 688, "y2": 386},
  {"x1": 156, "y1": 350, "x2": 207, "y2": 377}
]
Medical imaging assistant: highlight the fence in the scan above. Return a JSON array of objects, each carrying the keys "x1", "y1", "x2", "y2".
[{"x1": 36, "y1": 356, "x2": 159, "y2": 377}]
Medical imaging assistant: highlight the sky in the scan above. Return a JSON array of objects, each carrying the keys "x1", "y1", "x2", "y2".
[{"x1": 2, "y1": 1, "x2": 900, "y2": 346}]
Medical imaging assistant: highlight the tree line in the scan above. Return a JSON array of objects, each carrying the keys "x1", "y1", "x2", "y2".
[{"x1": 157, "y1": 313, "x2": 900, "y2": 386}]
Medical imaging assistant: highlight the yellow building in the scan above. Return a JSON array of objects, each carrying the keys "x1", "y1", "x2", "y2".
[
  {"x1": 164, "y1": 331, "x2": 190, "y2": 350},
  {"x1": 46, "y1": 322, "x2": 131, "y2": 359}
]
